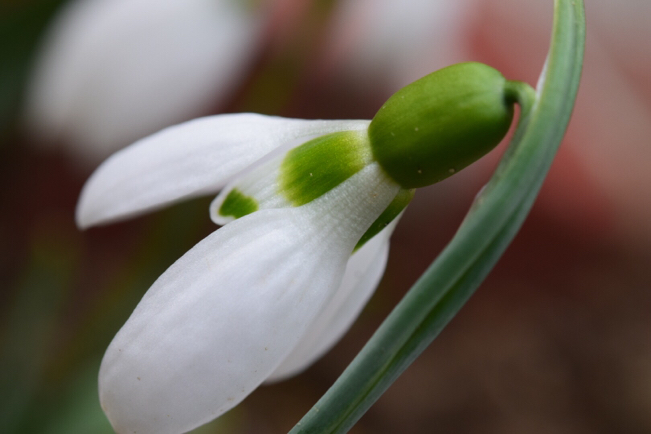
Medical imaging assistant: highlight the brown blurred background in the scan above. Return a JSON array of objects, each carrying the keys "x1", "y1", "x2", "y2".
[{"x1": 1, "y1": 0, "x2": 650, "y2": 433}]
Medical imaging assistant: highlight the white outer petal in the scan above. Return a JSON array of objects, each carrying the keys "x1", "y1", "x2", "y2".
[
  {"x1": 76, "y1": 114, "x2": 370, "y2": 228},
  {"x1": 24, "y1": 0, "x2": 262, "y2": 165},
  {"x1": 266, "y1": 216, "x2": 402, "y2": 383},
  {"x1": 99, "y1": 164, "x2": 399, "y2": 434}
]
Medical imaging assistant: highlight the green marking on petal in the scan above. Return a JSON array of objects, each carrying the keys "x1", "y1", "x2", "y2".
[
  {"x1": 219, "y1": 188, "x2": 258, "y2": 219},
  {"x1": 280, "y1": 130, "x2": 372, "y2": 206},
  {"x1": 354, "y1": 188, "x2": 415, "y2": 252}
]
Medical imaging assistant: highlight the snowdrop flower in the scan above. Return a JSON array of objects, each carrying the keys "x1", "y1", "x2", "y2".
[
  {"x1": 78, "y1": 62, "x2": 520, "y2": 433},
  {"x1": 25, "y1": 0, "x2": 265, "y2": 166}
]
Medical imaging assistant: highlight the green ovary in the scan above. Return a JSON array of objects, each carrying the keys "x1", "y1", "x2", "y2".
[{"x1": 368, "y1": 62, "x2": 516, "y2": 189}]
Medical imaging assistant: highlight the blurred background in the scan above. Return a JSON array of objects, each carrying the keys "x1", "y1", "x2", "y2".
[{"x1": 1, "y1": 0, "x2": 650, "y2": 433}]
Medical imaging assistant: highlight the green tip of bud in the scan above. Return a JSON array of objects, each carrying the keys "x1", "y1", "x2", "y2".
[{"x1": 368, "y1": 62, "x2": 517, "y2": 189}]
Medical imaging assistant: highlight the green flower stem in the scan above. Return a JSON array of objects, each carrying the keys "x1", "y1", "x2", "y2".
[{"x1": 289, "y1": 0, "x2": 585, "y2": 432}]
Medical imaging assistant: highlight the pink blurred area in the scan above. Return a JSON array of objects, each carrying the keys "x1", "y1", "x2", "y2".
[
  {"x1": 469, "y1": 0, "x2": 651, "y2": 248},
  {"x1": 2, "y1": 1, "x2": 650, "y2": 433}
]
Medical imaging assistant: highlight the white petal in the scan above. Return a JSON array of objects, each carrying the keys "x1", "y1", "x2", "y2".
[
  {"x1": 266, "y1": 216, "x2": 402, "y2": 382},
  {"x1": 76, "y1": 114, "x2": 370, "y2": 228},
  {"x1": 209, "y1": 152, "x2": 291, "y2": 226},
  {"x1": 25, "y1": 0, "x2": 265, "y2": 166},
  {"x1": 209, "y1": 128, "x2": 373, "y2": 226},
  {"x1": 99, "y1": 164, "x2": 399, "y2": 434}
]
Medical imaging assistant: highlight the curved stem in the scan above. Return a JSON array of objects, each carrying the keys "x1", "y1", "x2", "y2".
[{"x1": 505, "y1": 80, "x2": 537, "y2": 115}]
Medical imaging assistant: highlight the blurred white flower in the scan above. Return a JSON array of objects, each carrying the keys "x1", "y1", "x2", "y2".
[
  {"x1": 322, "y1": 0, "x2": 473, "y2": 89},
  {"x1": 77, "y1": 113, "x2": 407, "y2": 433},
  {"x1": 25, "y1": 0, "x2": 265, "y2": 166}
]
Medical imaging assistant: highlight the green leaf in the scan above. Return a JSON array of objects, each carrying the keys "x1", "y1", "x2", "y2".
[{"x1": 289, "y1": 0, "x2": 585, "y2": 432}]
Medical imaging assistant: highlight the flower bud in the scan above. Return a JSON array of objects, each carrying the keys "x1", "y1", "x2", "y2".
[{"x1": 369, "y1": 62, "x2": 515, "y2": 189}]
